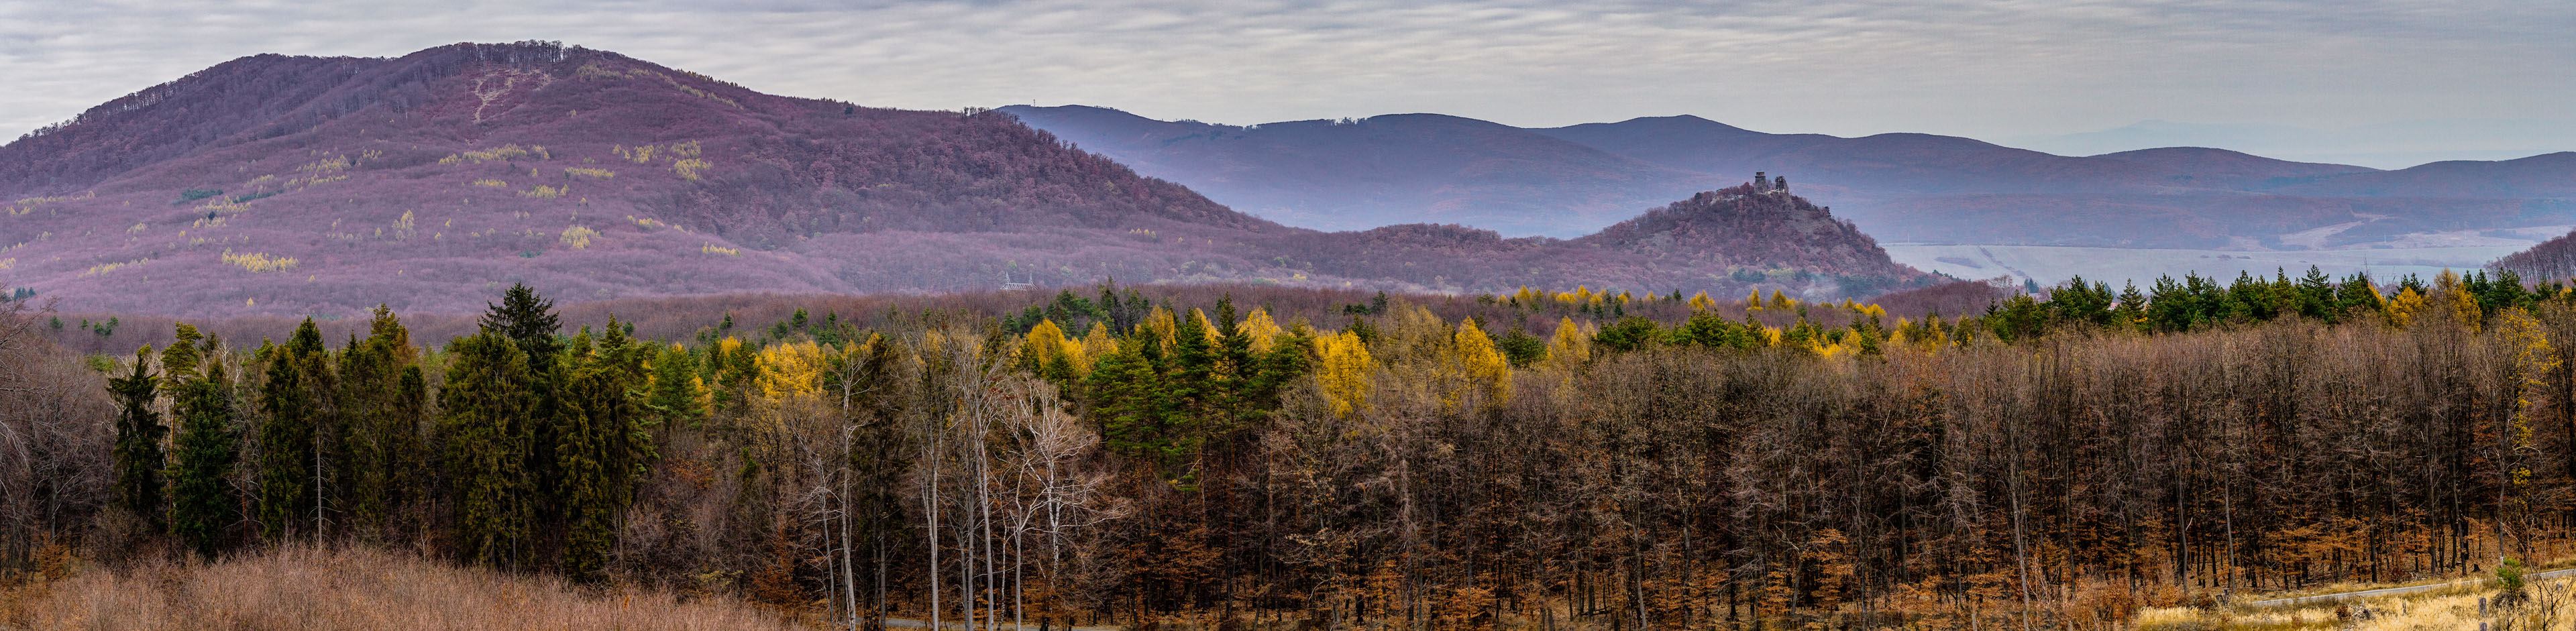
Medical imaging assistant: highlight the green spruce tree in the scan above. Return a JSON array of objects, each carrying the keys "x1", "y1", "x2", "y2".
[
  {"x1": 255, "y1": 325, "x2": 324, "y2": 542},
  {"x1": 440, "y1": 332, "x2": 539, "y2": 569},
  {"x1": 108, "y1": 346, "x2": 167, "y2": 531},
  {"x1": 168, "y1": 361, "x2": 239, "y2": 557}
]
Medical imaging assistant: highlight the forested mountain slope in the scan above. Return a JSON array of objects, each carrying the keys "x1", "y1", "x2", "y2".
[{"x1": 0, "y1": 42, "x2": 1926, "y2": 317}]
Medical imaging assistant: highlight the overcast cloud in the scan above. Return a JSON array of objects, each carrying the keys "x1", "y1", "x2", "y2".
[{"x1": 4, "y1": 0, "x2": 2571, "y2": 165}]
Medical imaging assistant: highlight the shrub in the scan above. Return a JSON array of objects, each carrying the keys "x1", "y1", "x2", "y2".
[
  {"x1": 559, "y1": 226, "x2": 598, "y2": 249},
  {"x1": 220, "y1": 249, "x2": 298, "y2": 273},
  {"x1": 672, "y1": 159, "x2": 710, "y2": 181}
]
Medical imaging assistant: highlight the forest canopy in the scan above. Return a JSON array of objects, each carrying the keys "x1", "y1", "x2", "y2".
[{"x1": 5, "y1": 268, "x2": 2576, "y2": 630}]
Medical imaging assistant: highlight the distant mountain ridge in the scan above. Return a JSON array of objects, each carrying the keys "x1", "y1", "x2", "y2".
[
  {"x1": 995, "y1": 106, "x2": 1723, "y2": 236},
  {"x1": 0, "y1": 43, "x2": 1927, "y2": 317},
  {"x1": 1001, "y1": 105, "x2": 2576, "y2": 248}
]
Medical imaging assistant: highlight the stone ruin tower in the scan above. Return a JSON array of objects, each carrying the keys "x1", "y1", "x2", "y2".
[{"x1": 1752, "y1": 172, "x2": 1788, "y2": 193}]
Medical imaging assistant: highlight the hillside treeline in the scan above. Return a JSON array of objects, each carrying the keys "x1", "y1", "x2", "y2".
[{"x1": 7, "y1": 269, "x2": 2576, "y2": 630}]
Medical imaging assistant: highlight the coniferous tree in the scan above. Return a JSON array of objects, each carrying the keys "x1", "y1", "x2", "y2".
[
  {"x1": 256, "y1": 323, "x2": 326, "y2": 542},
  {"x1": 554, "y1": 321, "x2": 653, "y2": 582},
  {"x1": 441, "y1": 332, "x2": 538, "y2": 569},
  {"x1": 1165, "y1": 310, "x2": 1218, "y2": 457},
  {"x1": 168, "y1": 361, "x2": 238, "y2": 558},
  {"x1": 160, "y1": 323, "x2": 206, "y2": 386},
  {"x1": 645, "y1": 343, "x2": 708, "y2": 426},
  {"x1": 482, "y1": 282, "x2": 565, "y2": 376},
  {"x1": 107, "y1": 346, "x2": 166, "y2": 531},
  {"x1": 1090, "y1": 335, "x2": 1175, "y2": 464},
  {"x1": 340, "y1": 306, "x2": 423, "y2": 540},
  {"x1": 483, "y1": 285, "x2": 570, "y2": 555}
]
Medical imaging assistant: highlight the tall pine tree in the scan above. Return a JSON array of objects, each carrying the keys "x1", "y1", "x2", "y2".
[
  {"x1": 482, "y1": 282, "x2": 565, "y2": 375},
  {"x1": 441, "y1": 332, "x2": 539, "y2": 569},
  {"x1": 255, "y1": 326, "x2": 323, "y2": 542},
  {"x1": 554, "y1": 319, "x2": 655, "y2": 581},
  {"x1": 168, "y1": 361, "x2": 239, "y2": 557},
  {"x1": 107, "y1": 346, "x2": 166, "y2": 531}
]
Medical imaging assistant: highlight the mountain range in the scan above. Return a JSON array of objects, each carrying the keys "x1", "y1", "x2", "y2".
[
  {"x1": 2007, "y1": 119, "x2": 2576, "y2": 168},
  {"x1": 0, "y1": 42, "x2": 1927, "y2": 317},
  {"x1": 1000, "y1": 105, "x2": 2576, "y2": 249}
]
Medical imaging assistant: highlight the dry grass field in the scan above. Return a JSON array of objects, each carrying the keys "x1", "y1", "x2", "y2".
[
  {"x1": 1, "y1": 544, "x2": 805, "y2": 630},
  {"x1": 2137, "y1": 573, "x2": 2576, "y2": 630}
]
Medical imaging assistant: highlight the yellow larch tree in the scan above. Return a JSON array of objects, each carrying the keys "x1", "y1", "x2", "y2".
[
  {"x1": 2386, "y1": 287, "x2": 2427, "y2": 328},
  {"x1": 1543, "y1": 317, "x2": 1591, "y2": 369},
  {"x1": 1020, "y1": 319, "x2": 1089, "y2": 380},
  {"x1": 1448, "y1": 319, "x2": 1511, "y2": 408},
  {"x1": 1189, "y1": 308, "x2": 1222, "y2": 345},
  {"x1": 755, "y1": 341, "x2": 826, "y2": 401},
  {"x1": 1136, "y1": 306, "x2": 1179, "y2": 350},
  {"x1": 1239, "y1": 307, "x2": 1285, "y2": 353},
  {"x1": 1316, "y1": 331, "x2": 1375, "y2": 418},
  {"x1": 1080, "y1": 321, "x2": 1117, "y2": 362}
]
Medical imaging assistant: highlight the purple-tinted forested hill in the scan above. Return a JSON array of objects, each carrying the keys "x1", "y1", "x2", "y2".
[
  {"x1": 1002, "y1": 106, "x2": 2576, "y2": 247},
  {"x1": 0, "y1": 42, "x2": 1927, "y2": 318}
]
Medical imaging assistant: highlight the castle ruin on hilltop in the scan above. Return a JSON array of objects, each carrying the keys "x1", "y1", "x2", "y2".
[{"x1": 1754, "y1": 171, "x2": 1787, "y2": 193}]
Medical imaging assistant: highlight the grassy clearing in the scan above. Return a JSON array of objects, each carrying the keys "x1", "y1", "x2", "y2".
[
  {"x1": 1, "y1": 544, "x2": 804, "y2": 630},
  {"x1": 2139, "y1": 575, "x2": 2576, "y2": 630}
]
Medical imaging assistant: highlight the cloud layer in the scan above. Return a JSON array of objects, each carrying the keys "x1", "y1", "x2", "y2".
[{"x1": 5, "y1": 0, "x2": 2570, "y2": 156}]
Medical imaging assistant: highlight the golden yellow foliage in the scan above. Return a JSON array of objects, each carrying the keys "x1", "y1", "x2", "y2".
[
  {"x1": 2500, "y1": 308, "x2": 2556, "y2": 451},
  {"x1": 470, "y1": 179, "x2": 506, "y2": 187},
  {"x1": 673, "y1": 159, "x2": 711, "y2": 181},
  {"x1": 85, "y1": 257, "x2": 150, "y2": 276},
  {"x1": 2444, "y1": 286, "x2": 2482, "y2": 333},
  {"x1": 440, "y1": 145, "x2": 537, "y2": 165},
  {"x1": 700, "y1": 243, "x2": 739, "y2": 256},
  {"x1": 1688, "y1": 291, "x2": 1715, "y2": 310},
  {"x1": 297, "y1": 156, "x2": 351, "y2": 174},
  {"x1": 1136, "y1": 306, "x2": 1178, "y2": 349},
  {"x1": 2386, "y1": 287, "x2": 2426, "y2": 328},
  {"x1": 1240, "y1": 308, "x2": 1284, "y2": 353},
  {"x1": 559, "y1": 226, "x2": 599, "y2": 249},
  {"x1": 1544, "y1": 317, "x2": 1591, "y2": 368},
  {"x1": 755, "y1": 341, "x2": 827, "y2": 400},
  {"x1": 522, "y1": 184, "x2": 568, "y2": 199},
  {"x1": 1448, "y1": 319, "x2": 1511, "y2": 408},
  {"x1": 1189, "y1": 308, "x2": 1221, "y2": 345},
  {"x1": 564, "y1": 167, "x2": 616, "y2": 178},
  {"x1": 1081, "y1": 322, "x2": 1117, "y2": 361},
  {"x1": 1020, "y1": 319, "x2": 1090, "y2": 378},
  {"x1": 221, "y1": 249, "x2": 298, "y2": 273},
  {"x1": 1316, "y1": 331, "x2": 1375, "y2": 418}
]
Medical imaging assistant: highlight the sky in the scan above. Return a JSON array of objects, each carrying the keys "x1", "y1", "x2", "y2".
[{"x1": 4, "y1": 0, "x2": 2572, "y2": 166}]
